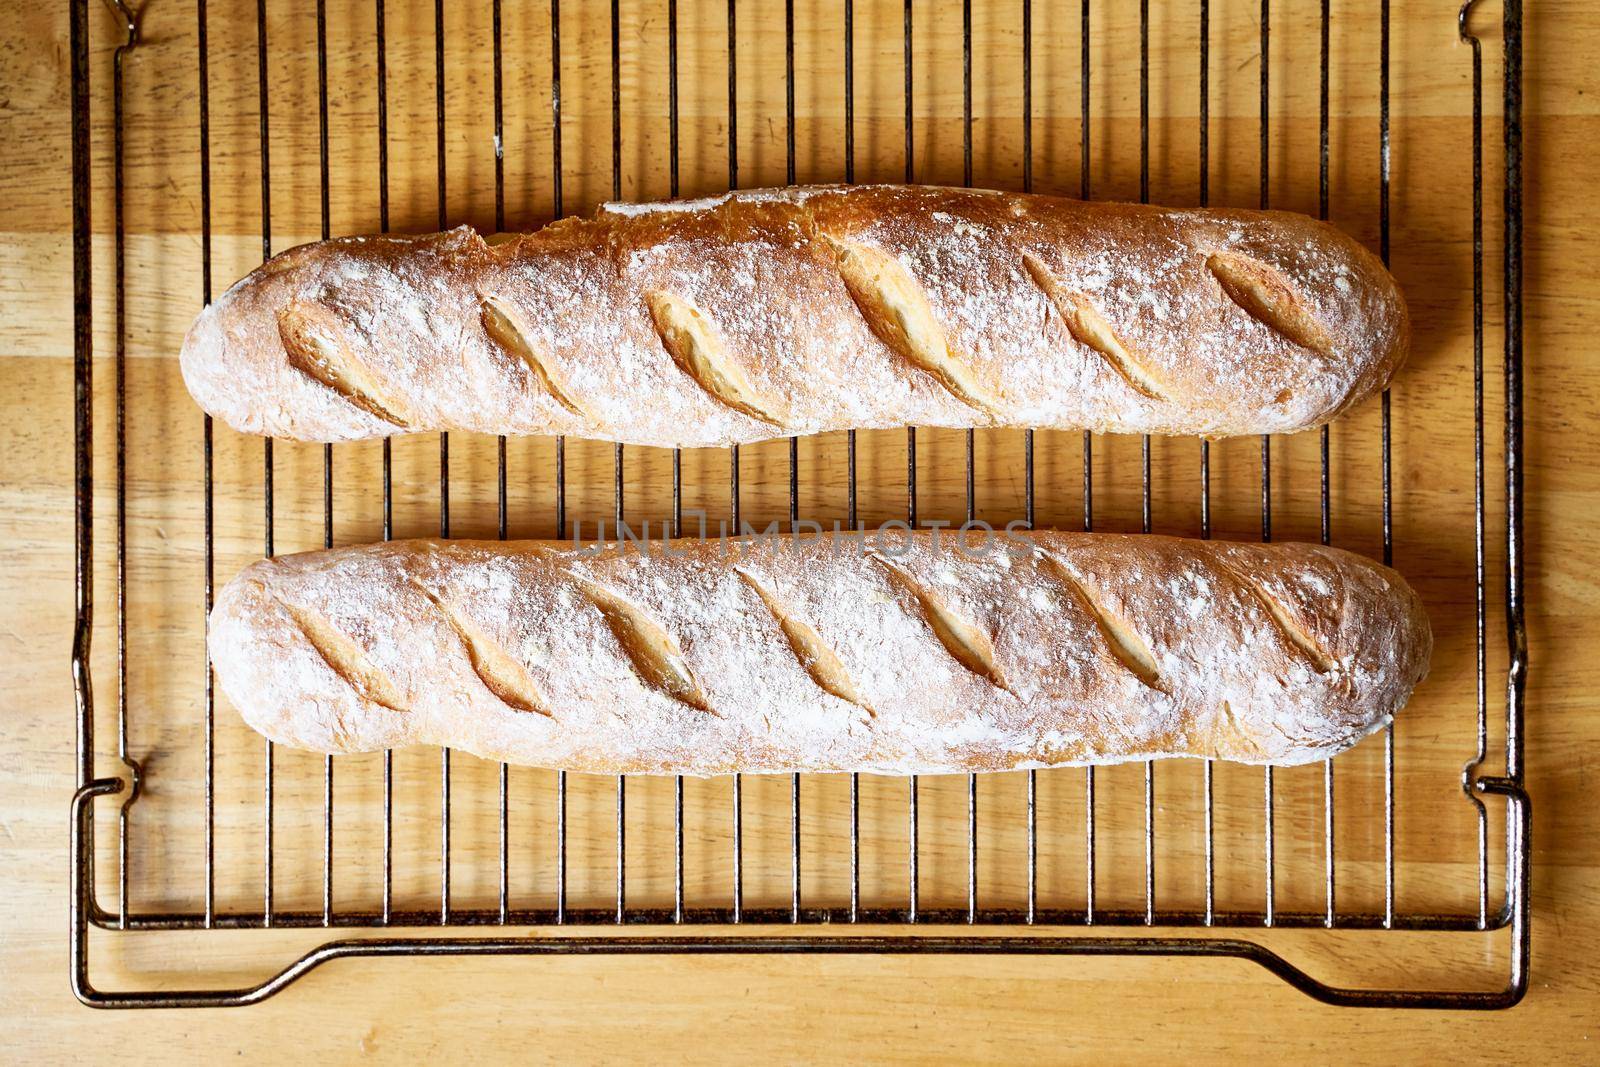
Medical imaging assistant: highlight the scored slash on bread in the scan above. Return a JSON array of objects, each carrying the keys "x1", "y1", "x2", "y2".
[
  {"x1": 269, "y1": 592, "x2": 408, "y2": 716},
  {"x1": 478, "y1": 294, "x2": 596, "y2": 424},
  {"x1": 1205, "y1": 251, "x2": 1336, "y2": 357},
  {"x1": 275, "y1": 300, "x2": 414, "y2": 428},
  {"x1": 644, "y1": 289, "x2": 791, "y2": 426},
  {"x1": 736, "y1": 569, "x2": 876, "y2": 721},
  {"x1": 825, "y1": 234, "x2": 1007, "y2": 417},
  {"x1": 410, "y1": 579, "x2": 553, "y2": 716},
  {"x1": 575, "y1": 577, "x2": 717, "y2": 716},
  {"x1": 1037, "y1": 553, "x2": 1166, "y2": 691},
  {"x1": 1020, "y1": 253, "x2": 1171, "y2": 402},
  {"x1": 1210, "y1": 557, "x2": 1340, "y2": 675},
  {"x1": 182, "y1": 185, "x2": 1409, "y2": 447},
  {"x1": 868, "y1": 552, "x2": 1014, "y2": 694}
]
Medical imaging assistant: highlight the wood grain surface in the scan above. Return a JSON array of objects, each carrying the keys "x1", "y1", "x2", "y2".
[{"x1": 2, "y1": 0, "x2": 1596, "y2": 1060}]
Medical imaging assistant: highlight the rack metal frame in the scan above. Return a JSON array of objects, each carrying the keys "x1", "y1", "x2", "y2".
[{"x1": 69, "y1": 0, "x2": 1530, "y2": 1008}]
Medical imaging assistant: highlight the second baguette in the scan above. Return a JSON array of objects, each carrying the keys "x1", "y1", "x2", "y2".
[{"x1": 210, "y1": 531, "x2": 1431, "y2": 775}]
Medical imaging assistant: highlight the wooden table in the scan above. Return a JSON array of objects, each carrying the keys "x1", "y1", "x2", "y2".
[{"x1": 4, "y1": 0, "x2": 1597, "y2": 1058}]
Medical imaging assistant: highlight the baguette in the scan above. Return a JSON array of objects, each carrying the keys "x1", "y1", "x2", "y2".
[
  {"x1": 209, "y1": 531, "x2": 1431, "y2": 774},
  {"x1": 181, "y1": 185, "x2": 1409, "y2": 448}
]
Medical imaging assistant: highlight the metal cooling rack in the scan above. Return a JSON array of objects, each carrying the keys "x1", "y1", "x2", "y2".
[{"x1": 70, "y1": 0, "x2": 1529, "y2": 1007}]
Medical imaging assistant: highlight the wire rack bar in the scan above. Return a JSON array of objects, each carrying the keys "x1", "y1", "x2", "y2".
[
  {"x1": 902, "y1": 0, "x2": 919, "y2": 927},
  {"x1": 1138, "y1": 0, "x2": 1155, "y2": 928},
  {"x1": 610, "y1": 0, "x2": 627, "y2": 929},
  {"x1": 1379, "y1": 0, "x2": 1398, "y2": 934},
  {"x1": 109, "y1": 0, "x2": 139, "y2": 932},
  {"x1": 1020, "y1": 0, "x2": 1037, "y2": 927},
  {"x1": 1319, "y1": 0, "x2": 1336, "y2": 930},
  {"x1": 375, "y1": 0, "x2": 394, "y2": 927},
  {"x1": 433, "y1": 0, "x2": 454, "y2": 929},
  {"x1": 667, "y1": 0, "x2": 687, "y2": 926},
  {"x1": 959, "y1": 0, "x2": 979, "y2": 927},
  {"x1": 1197, "y1": 0, "x2": 1215, "y2": 932},
  {"x1": 88, "y1": 903, "x2": 1503, "y2": 933},
  {"x1": 785, "y1": 0, "x2": 804, "y2": 924},
  {"x1": 196, "y1": 0, "x2": 215, "y2": 931},
  {"x1": 315, "y1": 0, "x2": 335, "y2": 931},
  {"x1": 254, "y1": 0, "x2": 275, "y2": 931},
  {"x1": 550, "y1": 0, "x2": 569, "y2": 928},
  {"x1": 1079, "y1": 0, "x2": 1096, "y2": 929},
  {"x1": 726, "y1": 0, "x2": 745, "y2": 927},
  {"x1": 491, "y1": 0, "x2": 512, "y2": 928},
  {"x1": 1462, "y1": 0, "x2": 1491, "y2": 934},
  {"x1": 1258, "y1": 0, "x2": 1277, "y2": 930},
  {"x1": 843, "y1": 0, "x2": 862, "y2": 925}
]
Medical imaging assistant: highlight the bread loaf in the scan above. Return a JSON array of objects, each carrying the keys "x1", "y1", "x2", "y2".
[
  {"x1": 181, "y1": 185, "x2": 1409, "y2": 448},
  {"x1": 208, "y1": 531, "x2": 1431, "y2": 774}
]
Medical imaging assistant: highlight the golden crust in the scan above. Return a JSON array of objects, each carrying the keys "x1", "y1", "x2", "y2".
[
  {"x1": 181, "y1": 185, "x2": 1410, "y2": 447},
  {"x1": 209, "y1": 531, "x2": 1431, "y2": 774}
]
